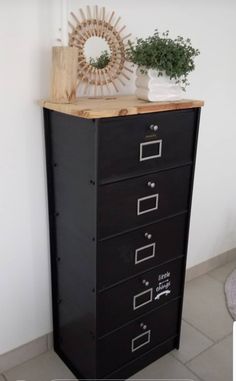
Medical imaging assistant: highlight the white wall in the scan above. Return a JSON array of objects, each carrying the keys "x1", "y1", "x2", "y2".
[
  {"x1": 0, "y1": 0, "x2": 236, "y2": 355},
  {"x1": 0, "y1": 0, "x2": 54, "y2": 355}
]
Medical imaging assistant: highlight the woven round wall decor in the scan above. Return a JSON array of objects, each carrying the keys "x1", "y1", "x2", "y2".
[{"x1": 68, "y1": 5, "x2": 133, "y2": 96}]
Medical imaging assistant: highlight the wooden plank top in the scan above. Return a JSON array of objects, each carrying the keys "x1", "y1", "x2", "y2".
[{"x1": 39, "y1": 95, "x2": 204, "y2": 119}]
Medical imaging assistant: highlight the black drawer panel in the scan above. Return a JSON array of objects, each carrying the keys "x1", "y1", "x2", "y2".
[
  {"x1": 97, "y1": 258, "x2": 183, "y2": 336},
  {"x1": 98, "y1": 213, "x2": 187, "y2": 290},
  {"x1": 99, "y1": 165, "x2": 191, "y2": 238},
  {"x1": 98, "y1": 298, "x2": 180, "y2": 377},
  {"x1": 98, "y1": 109, "x2": 197, "y2": 182}
]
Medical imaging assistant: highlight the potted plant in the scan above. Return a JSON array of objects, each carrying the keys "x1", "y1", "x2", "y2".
[{"x1": 126, "y1": 30, "x2": 200, "y2": 101}]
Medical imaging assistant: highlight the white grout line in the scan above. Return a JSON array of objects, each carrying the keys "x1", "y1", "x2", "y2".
[
  {"x1": 182, "y1": 363, "x2": 206, "y2": 381},
  {"x1": 171, "y1": 354, "x2": 205, "y2": 381},
  {"x1": 184, "y1": 332, "x2": 233, "y2": 366},
  {"x1": 181, "y1": 318, "x2": 216, "y2": 343}
]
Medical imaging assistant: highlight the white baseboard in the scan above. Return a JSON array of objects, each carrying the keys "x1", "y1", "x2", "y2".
[
  {"x1": 186, "y1": 247, "x2": 236, "y2": 282},
  {"x1": 0, "y1": 334, "x2": 50, "y2": 373},
  {"x1": 1, "y1": 248, "x2": 236, "y2": 372}
]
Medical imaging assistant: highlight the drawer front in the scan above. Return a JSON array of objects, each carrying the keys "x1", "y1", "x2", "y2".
[
  {"x1": 97, "y1": 258, "x2": 183, "y2": 336},
  {"x1": 99, "y1": 165, "x2": 191, "y2": 238},
  {"x1": 98, "y1": 213, "x2": 187, "y2": 290},
  {"x1": 98, "y1": 298, "x2": 180, "y2": 377},
  {"x1": 98, "y1": 109, "x2": 197, "y2": 182}
]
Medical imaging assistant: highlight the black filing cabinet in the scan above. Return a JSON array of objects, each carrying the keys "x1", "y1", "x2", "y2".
[{"x1": 43, "y1": 107, "x2": 201, "y2": 380}]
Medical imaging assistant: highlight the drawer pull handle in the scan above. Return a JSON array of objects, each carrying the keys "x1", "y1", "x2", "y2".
[
  {"x1": 150, "y1": 124, "x2": 158, "y2": 132},
  {"x1": 147, "y1": 181, "x2": 156, "y2": 189},
  {"x1": 142, "y1": 279, "x2": 150, "y2": 287},
  {"x1": 133, "y1": 288, "x2": 153, "y2": 310},
  {"x1": 131, "y1": 330, "x2": 151, "y2": 352},
  {"x1": 135, "y1": 242, "x2": 156, "y2": 265},
  {"x1": 140, "y1": 322, "x2": 147, "y2": 330},
  {"x1": 145, "y1": 232, "x2": 152, "y2": 240},
  {"x1": 139, "y1": 140, "x2": 162, "y2": 162},
  {"x1": 137, "y1": 194, "x2": 159, "y2": 215}
]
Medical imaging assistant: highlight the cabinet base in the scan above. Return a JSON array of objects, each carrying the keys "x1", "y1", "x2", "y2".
[
  {"x1": 104, "y1": 336, "x2": 178, "y2": 380},
  {"x1": 55, "y1": 335, "x2": 178, "y2": 380}
]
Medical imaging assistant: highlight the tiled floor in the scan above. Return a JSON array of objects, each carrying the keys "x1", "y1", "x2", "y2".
[{"x1": 2, "y1": 260, "x2": 235, "y2": 381}]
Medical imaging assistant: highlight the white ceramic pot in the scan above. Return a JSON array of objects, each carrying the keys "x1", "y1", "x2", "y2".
[{"x1": 135, "y1": 68, "x2": 184, "y2": 102}]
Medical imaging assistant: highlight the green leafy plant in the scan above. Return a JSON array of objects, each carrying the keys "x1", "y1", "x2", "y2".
[
  {"x1": 126, "y1": 30, "x2": 200, "y2": 90},
  {"x1": 89, "y1": 50, "x2": 111, "y2": 69}
]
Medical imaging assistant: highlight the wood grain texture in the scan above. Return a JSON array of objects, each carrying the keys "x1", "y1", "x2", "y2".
[{"x1": 39, "y1": 95, "x2": 204, "y2": 119}]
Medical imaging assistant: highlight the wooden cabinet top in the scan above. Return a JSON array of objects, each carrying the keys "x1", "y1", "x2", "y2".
[{"x1": 39, "y1": 95, "x2": 204, "y2": 119}]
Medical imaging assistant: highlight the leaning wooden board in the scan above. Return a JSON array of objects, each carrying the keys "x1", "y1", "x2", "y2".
[{"x1": 39, "y1": 95, "x2": 204, "y2": 119}]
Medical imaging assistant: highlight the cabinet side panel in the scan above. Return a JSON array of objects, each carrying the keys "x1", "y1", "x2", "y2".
[
  {"x1": 175, "y1": 108, "x2": 202, "y2": 349},
  {"x1": 44, "y1": 110, "x2": 97, "y2": 379}
]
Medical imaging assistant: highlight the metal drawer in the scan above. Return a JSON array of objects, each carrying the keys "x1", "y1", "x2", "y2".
[
  {"x1": 98, "y1": 213, "x2": 187, "y2": 290},
  {"x1": 97, "y1": 258, "x2": 183, "y2": 336},
  {"x1": 98, "y1": 165, "x2": 191, "y2": 238},
  {"x1": 98, "y1": 298, "x2": 180, "y2": 377},
  {"x1": 98, "y1": 109, "x2": 197, "y2": 183}
]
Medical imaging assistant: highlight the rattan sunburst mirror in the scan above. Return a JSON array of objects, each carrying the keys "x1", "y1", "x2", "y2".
[{"x1": 68, "y1": 5, "x2": 133, "y2": 96}]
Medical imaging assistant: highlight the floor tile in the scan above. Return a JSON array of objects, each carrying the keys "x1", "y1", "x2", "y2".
[
  {"x1": 183, "y1": 274, "x2": 233, "y2": 341},
  {"x1": 187, "y1": 335, "x2": 232, "y2": 381},
  {"x1": 172, "y1": 320, "x2": 213, "y2": 363},
  {"x1": 129, "y1": 353, "x2": 201, "y2": 380},
  {"x1": 208, "y1": 260, "x2": 236, "y2": 283},
  {"x1": 4, "y1": 351, "x2": 76, "y2": 381},
  {"x1": 0, "y1": 335, "x2": 48, "y2": 373}
]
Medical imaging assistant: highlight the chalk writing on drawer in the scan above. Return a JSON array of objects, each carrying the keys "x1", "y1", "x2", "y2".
[{"x1": 155, "y1": 271, "x2": 171, "y2": 300}]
